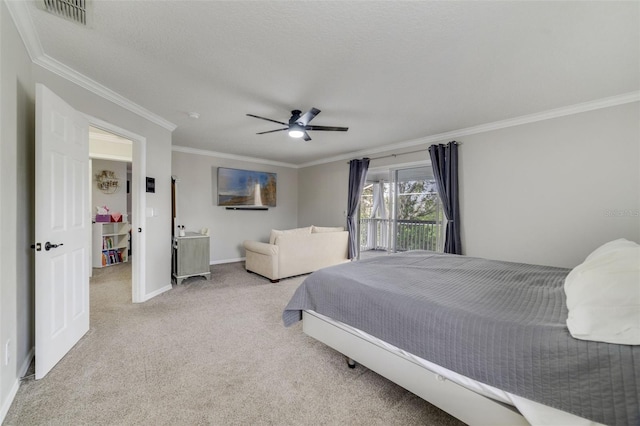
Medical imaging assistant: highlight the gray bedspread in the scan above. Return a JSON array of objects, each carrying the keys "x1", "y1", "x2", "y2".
[{"x1": 283, "y1": 251, "x2": 639, "y2": 425}]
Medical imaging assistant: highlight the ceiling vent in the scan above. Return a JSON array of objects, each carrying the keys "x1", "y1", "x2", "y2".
[{"x1": 38, "y1": 0, "x2": 90, "y2": 26}]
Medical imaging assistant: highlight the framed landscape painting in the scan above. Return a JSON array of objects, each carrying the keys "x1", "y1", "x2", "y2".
[{"x1": 217, "y1": 167, "x2": 277, "y2": 207}]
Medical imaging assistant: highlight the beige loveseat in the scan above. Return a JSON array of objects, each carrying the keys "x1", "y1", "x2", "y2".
[{"x1": 243, "y1": 226, "x2": 349, "y2": 282}]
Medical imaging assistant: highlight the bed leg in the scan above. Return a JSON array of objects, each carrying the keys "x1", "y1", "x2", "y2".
[{"x1": 347, "y1": 357, "x2": 357, "y2": 369}]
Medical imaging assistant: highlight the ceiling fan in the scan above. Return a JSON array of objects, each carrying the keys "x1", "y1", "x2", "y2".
[{"x1": 246, "y1": 107, "x2": 348, "y2": 141}]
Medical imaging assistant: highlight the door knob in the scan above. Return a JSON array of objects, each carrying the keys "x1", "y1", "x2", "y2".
[{"x1": 44, "y1": 241, "x2": 64, "y2": 251}]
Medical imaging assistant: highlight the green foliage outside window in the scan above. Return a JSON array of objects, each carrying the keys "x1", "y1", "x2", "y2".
[
  {"x1": 396, "y1": 180, "x2": 439, "y2": 221},
  {"x1": 360, "y1": 179, "x2": 443, "y2": 252}
]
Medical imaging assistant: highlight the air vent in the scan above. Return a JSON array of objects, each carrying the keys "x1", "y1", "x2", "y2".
[{"x1": 39, "y1": 0, "x2": 89, "y2": 26}]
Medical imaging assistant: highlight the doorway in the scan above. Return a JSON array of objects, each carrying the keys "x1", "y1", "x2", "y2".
[
  {"x1": 89, "y1": 128, "x2": 132, "y2": 288},
  {"x1": 86, "y1": 118, "x2": 147, "y2": 303}
]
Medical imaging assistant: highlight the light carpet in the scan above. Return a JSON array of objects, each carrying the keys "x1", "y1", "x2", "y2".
[{"x1": 4, "y1": 261, "x2": 463, "y2": 425}]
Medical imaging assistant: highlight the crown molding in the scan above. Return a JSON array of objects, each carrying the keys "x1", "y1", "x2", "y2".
[
  {"x1": 176, "y1": 91, "x2": 638, "y2": 170},
  {"x1": 35, "y1": 54, "x2": 177, "y2": 131},
  {"x1": 298, "y1": 91, "x2": 640, "y2": 168},
  {"x1": 6, "y1": 0, "x2": 177, "y2": 132},
  {"x1": 172, "y1": 146, "x2": 299, "y2": 169}
]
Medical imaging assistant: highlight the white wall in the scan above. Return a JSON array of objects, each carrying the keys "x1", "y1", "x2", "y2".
[
  {"x1": 172, "y1": 150, "x2": 298, "y2": 262},
  {"x1": 0, "y1": 1, "x2": 35, "y2": 419},
  {"x1": 298, "y1": 102, "x2": 640, "y2": 268},
  {"x1": 91, "y1": 159, "x2": 128, "y2": 221}
]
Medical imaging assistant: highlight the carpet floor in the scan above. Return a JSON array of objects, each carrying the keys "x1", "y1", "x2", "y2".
[{"x1": 4, "y1": 261, "x2": 463, "y2": 425}]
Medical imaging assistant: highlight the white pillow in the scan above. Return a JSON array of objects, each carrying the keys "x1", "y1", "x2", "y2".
[
  {"x1": 584, "y1": 238, "x2": 639, "y2": 262},
  {"x1": 311, "y1": 225, "x2": 344, "y2": 233},
  {"x1": 269, "y1": 226, "x2": 312, "y2": 244},
  {"x1": 564, "y1": 239, "x2": 640, "y2": 345}
]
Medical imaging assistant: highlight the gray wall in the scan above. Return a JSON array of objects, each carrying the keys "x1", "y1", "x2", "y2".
[
  {"x1": 298, "y1": 102, "x2": 640, "y2": 268},
  {"x1": 172, "y1": 150, "x2": 299, "y2": 262},
  {"x1": 460, "y1": 102, "x2": 639, "y2": 267},
  {"x1": 0, "y1": 1, "x2": 35, "y2": 417},
  {"x1": 297, "y1": 160, "x2": 349, "y2": 228}
]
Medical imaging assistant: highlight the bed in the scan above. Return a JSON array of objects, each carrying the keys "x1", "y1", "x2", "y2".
[{"x1": 282, "y1": 250, "x2": 639, "y2": 426}]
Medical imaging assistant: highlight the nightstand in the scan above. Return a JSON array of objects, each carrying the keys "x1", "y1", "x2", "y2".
[{"x1": 172, "y1": 232, "x2": 211, "y2": 284}]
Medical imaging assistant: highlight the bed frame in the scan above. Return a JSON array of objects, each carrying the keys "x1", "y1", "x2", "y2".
[{"x1": 302, "y1": 310, "x2": 529, "y2": 426}]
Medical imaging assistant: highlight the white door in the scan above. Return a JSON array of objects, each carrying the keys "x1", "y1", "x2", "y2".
[{"x1": 35, "y1": 84, "x2": 90, "y2": 379}]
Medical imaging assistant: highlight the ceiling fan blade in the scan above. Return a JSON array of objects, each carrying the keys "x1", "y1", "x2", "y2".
[
  {"x1": 297, "y1": 107, "x2": 321, "y2": 126},
  {"x1": 306, "y1": 125, "x2": 349, "y2": 132},
  {"x1": 303, "y1": 132, "x2": 312, "y2": 141},
  {"x1": 256, "y1": 128, "x2": 288, "y2": 135},
  {"x1": 246, "y1": 114, "x2": 287, "y2": 126}
]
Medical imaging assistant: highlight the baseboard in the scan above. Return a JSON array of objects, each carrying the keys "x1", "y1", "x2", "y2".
[
  {"x1": 0, "y1": 347, "x2": 34, "y2": 423},
  {"x1": 18, "y1": 348, "x2": 34, "y2": 380},
  {"x1": 0, "y1": 378, "x2": 20, "y2": 423},
  {"x1": 210, "y1": 257, "x2": 245, "y2": 265},
  {"x1": 141, "y1": 284, "x2": 172, "y2": 302}
]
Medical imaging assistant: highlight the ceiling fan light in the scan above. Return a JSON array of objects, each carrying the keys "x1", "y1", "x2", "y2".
[{"x1": 288, "y1": 125, "x2": 304, "y2": 138}]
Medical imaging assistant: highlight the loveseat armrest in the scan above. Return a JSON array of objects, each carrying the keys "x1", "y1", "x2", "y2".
[
  {"x1": 243, "y1": 240, "x2": 280, "y2": 281},
  {"x1": 243, "y1": 240, "x2": 278, "y2": 256}
]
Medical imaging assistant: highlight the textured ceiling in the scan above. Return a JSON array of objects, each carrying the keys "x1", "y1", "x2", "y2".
[{"x1": 17, "y1": 1, "x2": 640, "y2": 166}]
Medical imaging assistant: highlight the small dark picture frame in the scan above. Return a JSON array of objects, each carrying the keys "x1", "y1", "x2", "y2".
[{"x1": 146, "y1": 177, "x2": 155, "y2": 193}]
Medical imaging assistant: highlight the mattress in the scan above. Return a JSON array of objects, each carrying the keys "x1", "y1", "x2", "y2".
[{"x1": 283, "y1": 251, "x2": 639, "y2": 425}]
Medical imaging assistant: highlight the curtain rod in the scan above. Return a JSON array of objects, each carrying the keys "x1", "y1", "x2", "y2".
[{"x1": 347, "y1": 142, "x2": 461, "y2": 164}]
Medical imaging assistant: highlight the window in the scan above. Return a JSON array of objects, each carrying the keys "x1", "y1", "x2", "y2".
[
  {"x1": 392, "y1": 167, "x2": 443, "y2": 252},
  {"x1": 359, "y1": 165, "x2": 444, "y2": 255}
]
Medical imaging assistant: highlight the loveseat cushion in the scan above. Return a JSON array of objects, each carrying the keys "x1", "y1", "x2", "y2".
[
  {"x1": 269, "y1": 226, "x2": 312, "y2": 244},
  {"x1": 311, "y1": 225, "x2": 345, "y2": 233}
]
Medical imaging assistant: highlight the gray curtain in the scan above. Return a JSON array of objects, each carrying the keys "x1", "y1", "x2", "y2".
[
  {"x1": 429, "y1": 141, "x2": 462, "y2": 254},
  {"x1": 346, "y1": 158, "x2": 370, "y2": 259}
]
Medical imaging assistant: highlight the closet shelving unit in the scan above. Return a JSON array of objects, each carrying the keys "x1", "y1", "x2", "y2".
[{"x1": 92, "y1": 222, "x2": 131, "y2": 268}]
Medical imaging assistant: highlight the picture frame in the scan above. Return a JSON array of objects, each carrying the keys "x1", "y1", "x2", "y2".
[{"x1": 217, "y1": 167, "x2": 277, "y2": 207}]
